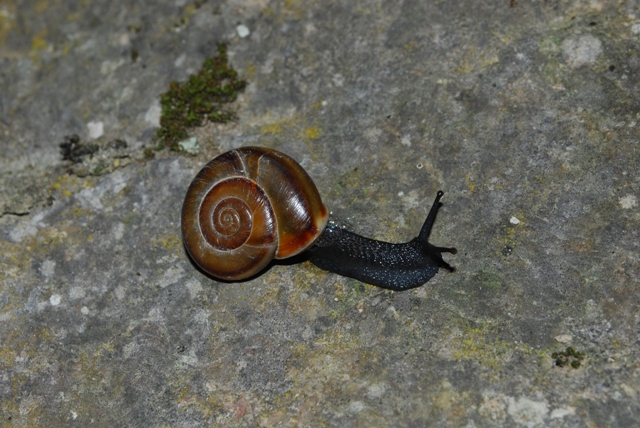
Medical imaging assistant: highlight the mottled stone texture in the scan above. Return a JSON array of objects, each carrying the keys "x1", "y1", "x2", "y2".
[{"x1": 1, "y1": 0, "x2": 639, "y2": 427}]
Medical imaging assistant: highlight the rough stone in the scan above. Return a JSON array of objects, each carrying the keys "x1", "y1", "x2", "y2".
[{"x1": 1, "y1": 1, "x2": 639, "y2": 427}]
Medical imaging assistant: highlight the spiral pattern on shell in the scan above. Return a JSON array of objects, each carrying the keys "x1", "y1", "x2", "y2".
[{"x1": 181, "y1": 147, "x2": 329, "y2": 280}]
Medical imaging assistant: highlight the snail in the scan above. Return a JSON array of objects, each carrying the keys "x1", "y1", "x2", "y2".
[{"x1": 181, "y1": 146, "x2": 456, "y2": 291}]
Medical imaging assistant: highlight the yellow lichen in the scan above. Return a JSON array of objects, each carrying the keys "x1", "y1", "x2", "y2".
[
  {"x1": 301, "y1": 125, "x2": 321, "y2": 140},
  {"x1": 452, "y1": 323, "x2": 547, "y2": 373},
  {"x1": 152, "y1": 234, "x2": 182, "y2": 251},
  {"x1": 261, "y1": 123, "x2": 282, "y2": 135},
  {"x1": 465, "y1": 173, "x2": 476, "y2": 193},
  {"x1": 31, "y1": 31, "x2": 47, "y2": 51},
  {"x1": 0, "y1": 2, "x2": 17, "y2": 45}
]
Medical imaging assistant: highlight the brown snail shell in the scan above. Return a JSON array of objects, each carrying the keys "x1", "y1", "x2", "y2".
[{"x1": 181, "y1": 146, "x2": 329, "y2": 280}]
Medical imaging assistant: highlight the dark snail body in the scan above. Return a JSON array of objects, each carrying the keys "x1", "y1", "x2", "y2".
[
  {"x1": 182, "y1": 147, "x2": 456, "y2": 290},
  {"x1": 308, "y1": 191, "x2": 457, "y2": 291}
]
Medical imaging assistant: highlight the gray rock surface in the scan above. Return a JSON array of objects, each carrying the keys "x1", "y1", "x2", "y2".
[{"x1": 1, "y1": 0, "x2": 639, "y2": 426}]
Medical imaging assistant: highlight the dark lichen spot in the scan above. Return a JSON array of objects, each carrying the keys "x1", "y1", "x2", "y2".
[
  {"x1": 59, "y1": 134, "x2": 99, "y2": 163},
  {"x1": 552, "y1": 346, "x2": 585, "y2": 369},
  {"x1": 60, "y1": 135, "x2": 131, "y2": 176},
  {"x1": 156, "y1": 44, "x2": 247, "y2": 150},
  {"x1": 143, "y1": 147, "x2": 155, "y2": 159},
  {"x1": 127, "y1": 23, "x2": 142, "y2": 33},
  {"x1": 107, "y1": 139, "x2": 128, "y2": 150}
]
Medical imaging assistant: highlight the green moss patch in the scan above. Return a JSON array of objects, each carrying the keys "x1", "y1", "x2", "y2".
[{"x1": 157, "y1": 44, "x2": 247, "y2": 150}]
